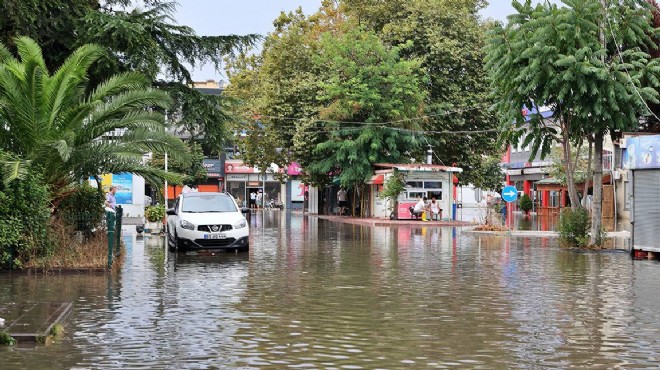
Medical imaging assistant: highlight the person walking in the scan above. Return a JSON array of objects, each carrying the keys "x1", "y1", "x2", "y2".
[
  {"x1": 337, "y1": 187, "x2": 348, "y2": 215},
  {"x1": 105, "y1": 185, "x2": 117, "y2": 211},
  {"x1": 250, "y1": 191, "x2": 256, "y2": 209}
]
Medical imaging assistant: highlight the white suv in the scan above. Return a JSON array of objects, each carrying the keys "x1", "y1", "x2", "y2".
[{"x1": 166, "y1": 192, "x2": 250, "y2": 252}]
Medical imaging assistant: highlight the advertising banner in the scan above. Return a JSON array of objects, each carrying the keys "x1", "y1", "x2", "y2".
[
  {"x1": 623, "y1": 135, "x2": 660, "y2": 170},
  {"x1": 113, "y1": 173, "x2": 133, "y2": 204},
  {"x1": 291, "y1": 180, "x2": 306, "y2": 202}
]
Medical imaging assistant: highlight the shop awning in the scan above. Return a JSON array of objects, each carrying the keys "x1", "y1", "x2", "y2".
[{"x1": 367, "y1": 174, "x2": 384, "y2": 185}]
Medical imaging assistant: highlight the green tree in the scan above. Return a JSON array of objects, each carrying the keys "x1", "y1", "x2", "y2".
[
  {"x1": 151, "y1": 141, "x2": 208, "y2": 185},
  {"x1": 0, "y1": 1, "x2": 258, "y2": 155},
  {"x1": 0, "y1": 37, "x2": 187, "y2": 203},
  {"x1": 519, "y1": 193, "x2": 533, "y2": 215},
  {"x1": 225, "y1": 7, "x2": 327, "y2": 182},
  {"x1": 309, "y1": 28, "x2": 426, "y2": 187},
  {"x1": 471, "y1": 156, "x2": 505, "y2": 193},
  {"x1": 343, "y1": 0, "x2": 499, "y2": 184},
  {"x1": 486, "y1": 0, "x2": 660, "y2": 245}
]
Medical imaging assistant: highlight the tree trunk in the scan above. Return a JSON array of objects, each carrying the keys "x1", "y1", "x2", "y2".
[
  {"x1": 562, "y1": 129, "x2": 582, "y2": 208},
  {"x1": 582, "y1": 136, "x2": 593, "y2": 208},
  {"x1": 589, "y1": 132, "x2": 604, "y2": 246}
]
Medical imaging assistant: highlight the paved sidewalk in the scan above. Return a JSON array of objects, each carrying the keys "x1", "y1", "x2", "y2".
[{"x1": 312, "y1": 214, "x2": 475, "y2": 227}]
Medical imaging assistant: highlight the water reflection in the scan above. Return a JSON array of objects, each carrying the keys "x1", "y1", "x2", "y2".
[{"x1": 1, "y1": 211, "x2": 660, "y2": 369}]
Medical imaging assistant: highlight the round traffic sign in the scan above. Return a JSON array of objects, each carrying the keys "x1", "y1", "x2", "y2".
[{"x1": 502, "y1": 185, "x2": 518, "y2": 203}]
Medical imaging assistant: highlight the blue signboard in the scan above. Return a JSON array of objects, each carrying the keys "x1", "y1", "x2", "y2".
[
  {"x1": 113, "y1": 173, "x2": 133, "y2": 205},
  {"x1": 502, "y1": 185, "x2": 518, "y2": 203},
  {"x1": 623, "y1": 135, "x2": 660, "y2": 170}
]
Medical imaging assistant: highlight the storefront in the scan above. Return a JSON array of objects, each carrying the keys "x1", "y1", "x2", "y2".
[
  {"x1": 166, "y1": 158, "x2": 224, "y2": 204},
  {"x1": 622, "y1": 135, "x2": 660, "y2": 253},
  {"x1": 369, "y1": 164, "x2": 463, "y2": 220},
  {"x1": 224, "y1": 160, "x2": 284, "y2": 208}
]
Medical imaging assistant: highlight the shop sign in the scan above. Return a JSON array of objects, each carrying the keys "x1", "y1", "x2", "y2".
[
  {"x1": 225, "y1": 162, "x2": 257, "y2": 173},
  {"x1": 287, "y1": 162, "x2": 303, "y2": 175},
  {"x1": 203, "y1": 159, "x2": 222, "y2": 178},
  {"x1": 227, "y1": 174, "x2": 248, "y2": 181},
  {"x1": 623, "y1": 135, "x2": 660, "y2": 169}
]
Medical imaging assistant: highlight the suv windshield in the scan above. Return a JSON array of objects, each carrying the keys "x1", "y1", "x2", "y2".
[{"x1": 181, "y1": 195, "x2": 237, "y2": 213}]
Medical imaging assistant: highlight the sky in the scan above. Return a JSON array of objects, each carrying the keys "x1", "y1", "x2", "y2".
[{"x1": 173, "y1": 0, "x2": 555, "y2": 81}]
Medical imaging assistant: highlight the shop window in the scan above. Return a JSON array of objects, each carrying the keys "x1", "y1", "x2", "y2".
[
  {"x1": 549, "y1": 191, "x2": 559, "y2": 208},
  {"x1": 227, "y1": 181, "x2": 246, "y2": 204},
  {"x1": 406, "y1": 191, "x2": 426, "y2": 200},
  {"x1": 428, "y1": 191, "x2": 442, "y2": 200},
  {"x1": 265, "y1": 182, "x2": 281, "y2": 203},
  {"x1": 424, "y1": 181, "x2": 442, "y2": 189},
  {"x1": 405, "y1": 181, "x2": 424, "y2": 189}
]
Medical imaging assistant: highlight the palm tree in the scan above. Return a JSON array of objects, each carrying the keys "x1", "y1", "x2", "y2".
[{"x1": 0, "y1": 37, "x2": 188, "y2": 202}]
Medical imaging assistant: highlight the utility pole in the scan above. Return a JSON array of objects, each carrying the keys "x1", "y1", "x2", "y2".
[{"x1": 590, "y1": 0, "x2": 608, "y2": 246}]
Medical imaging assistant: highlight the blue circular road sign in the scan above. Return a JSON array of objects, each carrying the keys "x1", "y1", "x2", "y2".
[{"x1": 501, "y1": 185, "x2": 518, "y2": 203}]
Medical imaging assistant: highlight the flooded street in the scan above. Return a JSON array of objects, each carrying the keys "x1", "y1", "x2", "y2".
[{"x1": 2, "y1": 211, "x2": 660, "y2": 369}]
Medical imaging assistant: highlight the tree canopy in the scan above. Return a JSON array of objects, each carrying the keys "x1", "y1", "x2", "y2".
[
  {"x1": 226, "y1": 0, "x2": 496, "y2": 187},
  {"x1": 0, "y1": 37, "x2": 188, "y2": 202},
  {"x1": 0, "y1": 0, "x2": 258, "y2": 155},
  {"x1": 486, "y1": 0, "x2": 660, "y2": 244}
]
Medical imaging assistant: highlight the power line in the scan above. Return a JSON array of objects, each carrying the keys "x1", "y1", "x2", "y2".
[
  {"x1": 248, "y1": 105, "x2": 491, "y2": 126},
  {"x1": 234, "y1": 125, "x2": 500, "y2": 135}
]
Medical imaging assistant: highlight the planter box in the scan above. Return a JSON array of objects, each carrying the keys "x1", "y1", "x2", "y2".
[{"x1": 145, "y1": 221, "x2": 162, "y2": 234}]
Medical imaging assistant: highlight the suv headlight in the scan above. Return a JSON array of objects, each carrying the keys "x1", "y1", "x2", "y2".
[
  {"x1": 180, "y1": 220, "x2": 195, "y2": 230},
  {"x1": 233, "y1": 219, "x2": 247, "y2": 229}
]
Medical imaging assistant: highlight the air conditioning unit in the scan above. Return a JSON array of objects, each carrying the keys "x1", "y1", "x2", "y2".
[
  {"x1": 619, "y1": 138, "x2": 627, "y2": 149},
  {"x1": 616, "y1": 169, "x2": 628, "y2": 181}
]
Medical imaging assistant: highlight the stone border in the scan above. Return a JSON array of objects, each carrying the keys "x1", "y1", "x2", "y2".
[{"x1": 4, "y1": 302, "x2": 73, "y2": 343}]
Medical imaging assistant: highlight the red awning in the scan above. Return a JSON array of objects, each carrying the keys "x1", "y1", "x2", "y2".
[{"x1": 368, "y1": 174, "x2": 384, "y2": 185}]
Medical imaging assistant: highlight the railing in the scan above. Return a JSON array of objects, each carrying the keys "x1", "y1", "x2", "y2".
[{"x1": 105, "y1": 206, "x2": 123, "y2": 268}]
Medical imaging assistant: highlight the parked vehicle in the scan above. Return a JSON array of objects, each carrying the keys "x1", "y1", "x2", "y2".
[{"x1": 166, "y1": 192, "x2": 250, "y2": 252}]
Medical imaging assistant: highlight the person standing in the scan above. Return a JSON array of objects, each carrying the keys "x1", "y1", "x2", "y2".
[
  {"x1": 256, "y1": 191, "x2": 263, "y2": 210},
  {"x1": 105, "y1": 185, "x2": 117, "y2": 211},
  {"x1": 337, "y1": 187, "x2": 348, "y2": 215},
  {"x1": 250, "y1": 191, "x2": 256, "y2": 209}
]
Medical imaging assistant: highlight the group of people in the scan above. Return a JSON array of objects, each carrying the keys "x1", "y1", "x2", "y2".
[
  {"x1": 249, "y1": 190, "x2": 264, "y2": 209},
  {"x1": 412, "y1": 196, "x2": 441, "y2": 221}
]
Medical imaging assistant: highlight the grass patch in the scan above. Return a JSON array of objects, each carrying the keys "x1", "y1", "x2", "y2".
[
  {"x1": 0, "y1": 331, "x2": 16, "y2": 346},
  {"x1": 50, "y1": 323, "x2": 64, "y2": 337},
  {"x1": 23, "y1": 218, "x2": 124, "y2": 271}
]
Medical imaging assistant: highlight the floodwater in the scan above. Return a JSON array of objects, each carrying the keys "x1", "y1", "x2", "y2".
[{"x1": 1, "y1": 212, "x2": 660, "y2": 369}]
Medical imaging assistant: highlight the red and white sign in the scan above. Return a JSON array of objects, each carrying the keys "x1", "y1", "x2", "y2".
[{"x1": 225, "y1": 162, "x2": 256, "y2": 174}]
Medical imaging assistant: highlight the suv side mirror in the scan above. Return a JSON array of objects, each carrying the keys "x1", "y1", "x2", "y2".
[{"x1": 166, "y1": 208, "x2": 176, "y2": 216}]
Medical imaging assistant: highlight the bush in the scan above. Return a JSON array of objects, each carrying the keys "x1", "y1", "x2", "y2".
[
  {"x1": 0, "y1": 170, "x2": 51, "y2": 269},
  {"x1": 558, "y1": 208, "x2": 591, "y2": 248},
  {"x1": 520, "y1": 194, "x2": 533, "y2": 214},
  {"x1": 58, "y1": 183, "x2": 104, "y2": 233},
  {"x1": 146, "y1": 205, "x2": 165, "y2": 222}
]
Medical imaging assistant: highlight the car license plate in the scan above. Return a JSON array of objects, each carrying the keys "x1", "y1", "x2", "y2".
[{"x1": 204, "y1": 233, "x2": 226, "y2": 239}]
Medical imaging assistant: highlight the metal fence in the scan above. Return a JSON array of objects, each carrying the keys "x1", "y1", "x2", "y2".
[{"x1": 105, "y1": 206, "x2": 123, "y2": 268}]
